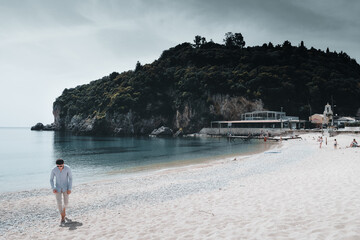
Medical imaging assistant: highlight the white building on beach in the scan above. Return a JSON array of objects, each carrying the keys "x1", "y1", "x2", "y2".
[{"x1": 202, "y1": 110, "x2": 305, "y2": 136}]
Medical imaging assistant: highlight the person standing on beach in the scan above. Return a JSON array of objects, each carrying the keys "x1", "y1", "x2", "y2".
[
  {"x1": 334, "y1": 139, "x2": 338, "y2": 149},
  {"x1": 50, "y1": 159, "x2": 73, "y2": 225},
  {"x1": 319, "y1": 136, "x2": 323, "y2": 148}
]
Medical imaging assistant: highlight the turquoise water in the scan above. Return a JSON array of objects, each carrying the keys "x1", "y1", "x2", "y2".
[{"x1": 0, "y1": 128, "x2": 264, "y2": 193}]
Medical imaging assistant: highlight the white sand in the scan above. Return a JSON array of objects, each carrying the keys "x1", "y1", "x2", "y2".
[{"x1": 1, "y1": 133, "x2": 360, "y2": 240}]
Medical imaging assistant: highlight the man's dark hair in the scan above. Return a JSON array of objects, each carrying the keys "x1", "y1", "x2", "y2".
[{"x1": 56, "y1": 159, "x2": 64, "y2": 165}]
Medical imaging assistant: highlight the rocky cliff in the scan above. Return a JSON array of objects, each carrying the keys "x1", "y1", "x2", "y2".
[
  {"x1": 52, "y1": 36, "x2": 360, "y2": 136},
  {"x1": 53, "y1": 94, "x2": 263, "y2": 135}
]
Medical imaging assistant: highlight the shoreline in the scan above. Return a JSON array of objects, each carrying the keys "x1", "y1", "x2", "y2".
[
  {"x1": 1, "y1": 133, "x2": 360, "y2": 239},
  {"x1": 104, "y1": 139, "x2": 277, "y2": 178},
  {"x1": 0, "y1": 138, "x2": 274, "y2": 195},
  {"x1": 0, "y1": 135, "x2": 269, "y2": 194}
]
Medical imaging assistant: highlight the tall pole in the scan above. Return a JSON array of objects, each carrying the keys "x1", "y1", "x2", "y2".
[
  {"x1": 331, "y1": 96, "x2": 334, "y2": 126},
  {"x1": 280, "y1": 107, "x2": 283, "y2": 130}
]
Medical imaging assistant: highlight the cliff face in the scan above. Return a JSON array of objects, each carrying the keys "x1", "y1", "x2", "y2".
[
  {"x1": 53, "y1": 40, "x2": 360, "y2": 135},
  {"x1": 53, "y1": 95, "x2": 263, "y2": 135}
]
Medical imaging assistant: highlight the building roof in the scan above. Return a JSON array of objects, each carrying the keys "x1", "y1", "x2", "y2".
[
  {"x1": 337, "y1": 117, "x2": 356, "y2": 122},
  {"x1": 244, "y1": 110, "x2": 285, "y2": 114},
  {"x1": 211, "y1": 119, "x2": 304, "y2": 124}
]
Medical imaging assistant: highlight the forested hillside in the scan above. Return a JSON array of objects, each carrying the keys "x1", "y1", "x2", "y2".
[{"x1": 53, "y1": 33, "x2": 360, "y2": 135}]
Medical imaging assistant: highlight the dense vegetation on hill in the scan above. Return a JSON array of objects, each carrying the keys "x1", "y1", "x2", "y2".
[{"x1": 53, "y1": 33, "x2": 360, "y2": 135}]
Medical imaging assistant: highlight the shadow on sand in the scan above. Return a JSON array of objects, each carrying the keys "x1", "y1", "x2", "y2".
[{"x1": 60, "y1": 218, "x2": 83, "y2": 230}]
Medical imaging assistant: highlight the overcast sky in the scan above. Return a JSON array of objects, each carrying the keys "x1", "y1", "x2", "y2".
[{"x1": 1, "y1": 0, "x2": 359, "y2": 127}]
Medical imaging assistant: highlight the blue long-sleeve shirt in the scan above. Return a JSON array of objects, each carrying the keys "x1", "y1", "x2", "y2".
[{"x1": 50, "y1": 165, "x2": 73, "y2": 192}]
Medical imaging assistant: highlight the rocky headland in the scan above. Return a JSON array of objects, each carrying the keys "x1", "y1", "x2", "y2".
[{"x1": 36, "y1": 34, "x2": 360, "y2": 136}]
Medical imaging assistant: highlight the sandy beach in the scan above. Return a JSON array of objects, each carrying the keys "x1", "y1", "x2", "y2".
[{"x1": 1, "y1": 132, "x2": 360, "y2": 240}]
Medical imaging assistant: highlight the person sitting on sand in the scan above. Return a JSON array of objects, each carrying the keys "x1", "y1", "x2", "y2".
[
  {"x1": 350, "y1": 139, "x2": 358, "y2": 148},
  {"x1": 50, "y1": 159, "x2": 73, "y2": 225}
]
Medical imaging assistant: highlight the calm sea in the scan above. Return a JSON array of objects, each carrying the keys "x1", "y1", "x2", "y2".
[{"x1": 0, "y1": 127, "x2": 265, "y2": 193}]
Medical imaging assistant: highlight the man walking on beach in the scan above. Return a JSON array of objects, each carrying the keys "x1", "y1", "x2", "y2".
[{"x1": 50, "y1": 159, "x2": 73, "y2": 225}]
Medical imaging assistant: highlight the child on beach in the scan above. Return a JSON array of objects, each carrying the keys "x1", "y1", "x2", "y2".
[{"x1": 334, "y1": 139, "x2": 337, "y2": 149}]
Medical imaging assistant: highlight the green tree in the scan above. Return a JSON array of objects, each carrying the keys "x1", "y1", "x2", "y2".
[
  {"x1": 193, "y1": 35, "x2": 206, "y2": 48},
  {"x1": 223, "y1": 32, "x2": 245, "y2": 48},
  {"x1": 223, "y1": 32, "x2": 233, "y2": 47},
  {"x1": 193, "y1": 35, "x2": 202, "y2": 48},
  {"x1": 233, "y1": 33, "x2": 245, "y2": 48},
  {"x1": 282, "y1": 40, "x2": 292, "y2": 48},
  {"x1": 135, "y1": 61, "x2": 142, "y2": 72}
]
